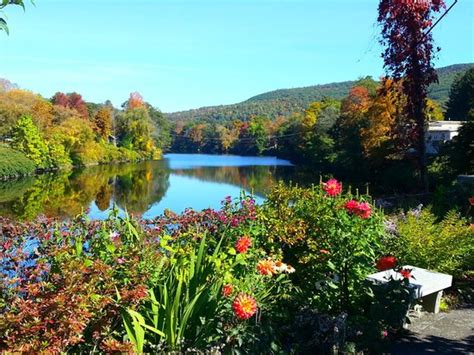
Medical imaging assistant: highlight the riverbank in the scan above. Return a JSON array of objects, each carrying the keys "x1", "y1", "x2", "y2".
[
  {"x1": 0, "y1": 144, "x2": 163, "y2": 181},
  {"x1": 0, "y1": 146, "x2": 36, "y2": 180}
]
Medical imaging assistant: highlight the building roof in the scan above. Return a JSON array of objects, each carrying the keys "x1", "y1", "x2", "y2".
[{"x1": 427, "y1": 121, "x2": 463, "y2": 132}]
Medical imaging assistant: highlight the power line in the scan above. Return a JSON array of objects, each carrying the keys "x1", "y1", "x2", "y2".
[
  {"x1": 418, "y1": 0, "x2": 458, "y2": 45},
  {"x1": 170, "y1": 129, "x2": 312, "y2": 144}
]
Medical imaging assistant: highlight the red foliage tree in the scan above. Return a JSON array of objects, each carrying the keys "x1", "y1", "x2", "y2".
[
  {"x1": 68, "y1": 92, "x2": 89, "y2": 119},
  {"x1": 52, "y1": 92, "x2": 69, "y2": 107},
  {"x1": 51, "y1": 92, "x2": 89, "y2": 119},
  {"x1": 378, "y1": 0, "x2": 445, "y2": 190}
]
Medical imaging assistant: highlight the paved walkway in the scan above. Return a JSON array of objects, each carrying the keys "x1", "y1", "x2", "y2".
[{"x1": 390, "y1": 305, "x2": 474, "y2": 354}]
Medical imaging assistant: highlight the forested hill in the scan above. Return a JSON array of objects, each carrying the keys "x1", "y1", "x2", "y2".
[{"x1": 167, "y1": 63, "x2": 473, "y2": 122}]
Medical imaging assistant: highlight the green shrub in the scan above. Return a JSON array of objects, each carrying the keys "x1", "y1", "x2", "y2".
[
  {"x1": 0, "y1": 145, "x2": 35, "y2": 178},
  {"x1": 260, "y1": 181, "x2": 386, "y2": 314},
  {"x1": 48, "y1": 141, "x2": 73, "y2": 168},
  {"x1": 384, "y1": 208, "x2": 473, "y2": 276}
]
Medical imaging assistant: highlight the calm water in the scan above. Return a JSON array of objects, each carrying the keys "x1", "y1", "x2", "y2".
[{"x1": 0, "y1": 154, "x2": 297, "y2": 220}]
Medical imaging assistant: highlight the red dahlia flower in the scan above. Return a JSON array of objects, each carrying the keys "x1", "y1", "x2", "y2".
[
  {"x1": 222, "y1": 284, "x2": 233, "y2": 297},
  {"x1": 399, "y1": 268, "x2": 412, "y2": 280},
  {"x1": 344, "y1": 200, "x2": 372, "y2": 219},
  {"x1": 323, "y1": 178, "x2": 342, "y2": 197},
  {"x1": 344, "y1": 200, "x2": 359, "y2": 213},
  {"x1": 235, "y1": 236, "x2": 252, "y2": 254},
  {"x1": 376, "y1": 256, "x2": 397, "y2": 271},
  {"x1": 469, "y1": 197, "x2": 474, "y2": 206},
  {"x1": 232, "y1": 293, "x2": 257, "y2": 320},
  {"x1": 356, "y1": 202, "x2": 372, "y2": 219}
]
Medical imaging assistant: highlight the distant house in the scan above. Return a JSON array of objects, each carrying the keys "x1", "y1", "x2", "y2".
[
  {"x1": 425, "y1": 121, "x2": 463, "y2": 155},
  {"x1": 108, "y1": 135, "x2": 117, "y2": 146}
]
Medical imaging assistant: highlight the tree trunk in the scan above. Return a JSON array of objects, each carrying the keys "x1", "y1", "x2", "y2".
[{"x1": 410, "y1": 42, "x2": 429, "y2": 193}]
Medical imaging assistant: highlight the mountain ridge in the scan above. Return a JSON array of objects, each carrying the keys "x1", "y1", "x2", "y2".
[{"x1": 167, "y1": 63, "x2": 473, "y2": 122}]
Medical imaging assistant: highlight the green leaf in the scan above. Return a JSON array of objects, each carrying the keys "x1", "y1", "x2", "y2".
[
  {"x1": 0, "y1": 18, "x2": 9, "y2": 35},
  {"x1": 75, "y1": 238, "x2": 82, "y2": 256}
]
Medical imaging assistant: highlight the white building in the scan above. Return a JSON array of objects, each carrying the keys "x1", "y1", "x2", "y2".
[{"x1": 425, "y1": 121, "x2": 463, "y2": 155}]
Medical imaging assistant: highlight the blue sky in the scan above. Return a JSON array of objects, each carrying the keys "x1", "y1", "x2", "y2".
[{"x1": 0, "y1": 0, "x2": 472, "y2": 112}]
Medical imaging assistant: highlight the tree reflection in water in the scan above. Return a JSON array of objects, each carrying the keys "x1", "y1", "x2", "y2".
[
  {"x1": 0, "y1": 155, "x2": 298, "y2": 220},
  {"x1": 0, "y1": 160, "x2": 171, "y2": 220}
]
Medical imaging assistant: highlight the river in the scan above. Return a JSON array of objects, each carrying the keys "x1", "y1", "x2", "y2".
[{"x1": 0, "y1": 154, "x2": 299, "y2": 220}]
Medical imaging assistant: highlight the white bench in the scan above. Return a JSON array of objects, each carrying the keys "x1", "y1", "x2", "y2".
[{"x1": 366, "y1": 265, "x2": 452, "y2": 313}]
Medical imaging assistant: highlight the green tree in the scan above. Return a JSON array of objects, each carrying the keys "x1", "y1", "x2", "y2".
[
  {"x1": 12, "y1": 115, "x2": 50, "y2": 168},
  {"x1": 117, "y1": 107, "x2": 155, "y2": 153},
  {"x1": 148, "y1": 105, "x2": 172, "y2": 151},
  {"x1": 442, "y1": 120, "x2": 474, "y2": 175},
  {"x1": 355, "y1": 76, "x2": 379, "y2": 97},
  {"x1": 248, "y1": 116, "x2": 269, "y2": 155},
  {"x1": 446, "y1": 68, "x2": 474, "y2": 121}
]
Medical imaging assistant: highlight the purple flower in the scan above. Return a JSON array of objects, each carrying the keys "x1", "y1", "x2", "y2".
[{"x1": 384, "y1": 219, "x2": 398, "y2": 234}]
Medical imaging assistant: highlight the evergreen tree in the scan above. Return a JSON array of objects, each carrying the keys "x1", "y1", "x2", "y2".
[{"x1": 446, "y1": 68, "x2": 474, "y2": 121}]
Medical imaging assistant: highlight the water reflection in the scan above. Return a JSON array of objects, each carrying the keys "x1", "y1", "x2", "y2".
[{"x1": 0, "y1": 154, "x2": 295, "y2": 220}]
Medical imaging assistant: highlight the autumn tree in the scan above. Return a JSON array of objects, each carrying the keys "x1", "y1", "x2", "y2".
[
  {"x1": 335, "y1": 86, "x2": 373, "y2": 174},
  {"x1": 52, "y1": 92, "x2": 89, "y2": 119},
  {"x1": 94, "y1": 107, "x2": 113, "y2": 138},
  {"x1": 378, "y1": 0, "x2": 446, "y2": 190},
  {"x1": 0, "y1": 89, "x2": 54, "y2": 134},
  {"x1": 360, "y1": 79, "x2": 402, "y2": 160},
  {"x1": 425, "y1": 98, "x2": 444, "y2": 121},
  {"x1": 216, "y1": 125, "x2": 237, "y2": 153},
  {"x1": 126, "y1": 92, "x2": 145, "y2": 110}
]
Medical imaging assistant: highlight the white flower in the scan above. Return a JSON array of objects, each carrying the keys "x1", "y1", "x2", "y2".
[
  {"x1": 272, "y1": 261, "x2": 295, "y2": 274},
  {"x1": 109, "y1": 231, "x2": 120, "y2": 241}
]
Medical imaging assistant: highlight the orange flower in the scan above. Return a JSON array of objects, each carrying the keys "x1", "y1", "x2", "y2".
[
  {"x1": 222, "y1": 284, "x2": 233, "y2": 297},
  {"x1": 257, "y1": 259, "x2": 275, "y2": 276},
  {"x1": 232, "y1": 294, "x2": 257, "y2": 320},
  {"x1": 235, "y1": 236, "x2": 252, "y2": 254}
]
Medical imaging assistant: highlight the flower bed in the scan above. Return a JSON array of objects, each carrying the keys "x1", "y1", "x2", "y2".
[{"x1": 0, "y1": 180, "x2": 472, "y2": 353}]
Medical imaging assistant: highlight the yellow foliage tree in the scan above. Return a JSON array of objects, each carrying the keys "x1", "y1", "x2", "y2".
[
  {"x1": 425, "y1": 99, "x2": 444, "y2": 121},
  {"x1": 0, "y1": 89, "x2": 54, "y2": 134},
  {"x1": 94, "y1": 107, "x2": 113, "y2": 138},
  {"x1": 360, "y1": 79, "x2": 401, "y2": 158}
]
